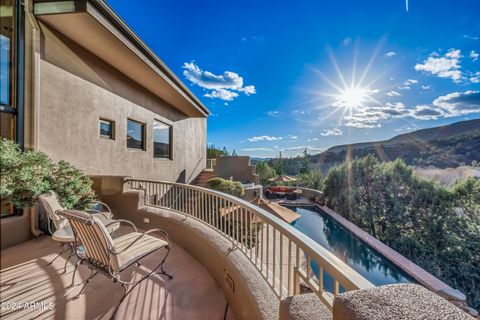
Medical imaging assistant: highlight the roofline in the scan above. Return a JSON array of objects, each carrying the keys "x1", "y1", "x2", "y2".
[{"x1": 87, "y1": 0, "x2": 210, "y2": 116}]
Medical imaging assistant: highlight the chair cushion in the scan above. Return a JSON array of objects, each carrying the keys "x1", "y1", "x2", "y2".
[
  {"x1": 333, "y1": 284, "x2": 473, "y2": 320},
  {"x1": 113, "y1": 232, "x2": 168, "y2": 271}
]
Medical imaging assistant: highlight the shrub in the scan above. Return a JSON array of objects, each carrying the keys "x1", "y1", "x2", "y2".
[
  {"x1": 1, "y1": 139, "x2": 53, "y2": 208},
  {"x1": 323, "y1": 155, "x2": 480, "y2": 310},
  {"x1": 0, "y1": 138, "x2": 96, "y2": 209},
  {"x1": 206, "y1": 177, "x2": 244, "y2": 198},
  {"x1": 50, "y1": 160, "x2": 96, "y2": 210}
]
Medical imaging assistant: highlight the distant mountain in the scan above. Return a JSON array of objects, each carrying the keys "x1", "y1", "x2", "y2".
[
  {"x1": 327, "y1": 119, "x2": 480, "y2": 153},
  {"x1": 275, "y1": 119, "x2": 480, "y2": 174},
  {"x1": 250, "y1": 157, "x2": 272, "y2": 164}
]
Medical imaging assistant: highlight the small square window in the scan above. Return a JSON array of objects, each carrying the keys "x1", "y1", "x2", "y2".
[
  {"x1": 153, "y1": 120, "x2": 172, "y2": 159},
  {"x1": 127, "y1": 119, "x2": 145, "y2": 150},
  {"x1": 99, "y1": 119, "x2": 114, "y2": 139}
]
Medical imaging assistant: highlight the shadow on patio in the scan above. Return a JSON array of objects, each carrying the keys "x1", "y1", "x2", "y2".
[{"x1": 0, "y1": 233, "x2": 234, "y2": 320}]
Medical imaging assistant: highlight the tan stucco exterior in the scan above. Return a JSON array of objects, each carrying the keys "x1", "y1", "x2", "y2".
[
  {"x1": 1, "y1": 0, "x2": 208, "y2": 248},
  {"x1": 37, "y1": 24, "x2": 207, "y2": 183}
]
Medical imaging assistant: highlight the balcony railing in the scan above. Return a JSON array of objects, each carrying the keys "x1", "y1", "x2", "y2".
[{"x1": 125, "y1": 179, "x2": 374, "y2": 309}]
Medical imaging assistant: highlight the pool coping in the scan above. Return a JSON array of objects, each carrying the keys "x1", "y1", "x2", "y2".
[{"x1": 316, "y1": 205, "x2": 466, "y2": 303}]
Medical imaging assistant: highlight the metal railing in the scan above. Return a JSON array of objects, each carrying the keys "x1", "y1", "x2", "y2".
[
  {"x1": 206, "y1": 158, "x2": 217, "y2": 170},
  {"x1": 125, "y1": 179, "x2": 374, "y2": 309}
]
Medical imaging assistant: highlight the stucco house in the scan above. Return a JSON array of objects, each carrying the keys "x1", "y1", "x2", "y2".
[
  {"x1": 1, "y1": 0, "x2": 209, "y2": 247},
  {"x1": 0, "y1": 1, "x2": 476, "y2": 319}
]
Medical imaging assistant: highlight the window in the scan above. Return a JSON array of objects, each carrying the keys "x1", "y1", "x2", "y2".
[
  {"x1": 153, "y1": 120, "x2": 172, "y2": 159},
  {"x1": 127, "y1": 119, "x2": 145, "y2": 150},
  {"x1": 99, "y1": 119, "x2": 114, "y2": 139},
  {"x1": 1, "y1": 0, "x2": 24, "y2": 218}
]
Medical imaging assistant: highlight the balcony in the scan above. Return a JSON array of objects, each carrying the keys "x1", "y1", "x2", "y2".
[
  {"x1": 0, "y1": 177, "x2": 475, "y2": 319},
  {"x1": 0, "y1": 228, "x2": 234, "y2": 319}
]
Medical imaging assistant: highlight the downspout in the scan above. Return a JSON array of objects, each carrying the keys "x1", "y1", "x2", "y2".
[{"x1": 25, "y1": 0, "x2": 43, "y2": 236}]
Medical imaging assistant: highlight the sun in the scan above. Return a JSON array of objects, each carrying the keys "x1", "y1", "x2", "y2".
[{"x1": 337, "y1": 87, "x2": 367, "y2": 108}]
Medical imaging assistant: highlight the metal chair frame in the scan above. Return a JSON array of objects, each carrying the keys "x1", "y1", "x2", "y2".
[{"x1": 60, "y1": 211, "x2": 172, "y2": 319}]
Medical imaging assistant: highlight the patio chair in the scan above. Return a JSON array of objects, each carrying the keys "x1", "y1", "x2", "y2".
[
  {"x1": 59, "y1": 209, "x2": 172, "y2": 317},
  {"x1": 38, "y1": 191, "x2": 114, "y2": 235},
  {"x1": 38, "y1": 191, "x2": 119, "y2": 278}
]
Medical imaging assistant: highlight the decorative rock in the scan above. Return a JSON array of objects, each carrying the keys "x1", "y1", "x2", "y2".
[
  {"x1": 280, "y1": 293, "x2": 332, "y2": 320},
  {"x1": 333, "y1": 284, "x2": 474, "y2": 320}
]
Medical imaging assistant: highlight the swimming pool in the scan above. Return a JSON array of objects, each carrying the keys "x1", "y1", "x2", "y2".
[{"x1": 287, "y1": 205, "x2": 412, "y2": 292}]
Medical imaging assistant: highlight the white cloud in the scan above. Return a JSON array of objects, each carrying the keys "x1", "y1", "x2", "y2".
[
  {"x1": 470, "y1": 50, "x2": 479, "y2": 62},
  {"x1": 204, "y1": 89, "x2": 238, "y2": 101},
  {"x1": 288, "y1": 135, "x2": 298, "y2": 140},
  {"x1": 241, "y1": 147, "x2": 274, "y2": 152},
  {"x1": 463, "y1": 35, "x2": 479, "y2": 40},
  {"x1": 421, "y1": 85, "x2": 431, "y2": 90},
  {"x1": 266, "y1": 110, "x2": 281, "y2": 117},
  {"x1": 409, "y1": 105, "x2": 445, "y2": 120},
  {"x1": 398, "y1": 86, "x2": 410, "y2": 90},
  {"x1": 247, "y1": 135, "x2": 283, "y2": 142},
  {"x1": 432, "y1": 90, "x2": 480, "y2": 117},
  {"x1": 340, "y1": 91, "x2": 479, "y2": 127},
  {"x1": 182, "y1": 62, "x2": 255, "y2": 101},
  {"x1": 386, "y1": 90, "x2": 401, "y2": 97},
  {"x1": 320, "y1": 128, "x2": 343, "y2": 136},
  {"x1": 292, "y1": 110, "x2": 310, "y2": 115},
  {"x1": 385, "y1": 51, "x2": 397, "y2": 57},
  {"x1": 238, "y1": 85, "x2": 256, "y2": 95},
  {"x1": 470, "y1": 72, "x2": 480, "y2": 83},
  {"x1": 414, "y1": 49, "x2": 463, "y2": 82},
  {"x1": 307, "y1": 138, "x2": 319, "y2": 142},
  {"x1": 403, "y1": 79, "x2": 418, "y2": 85}
]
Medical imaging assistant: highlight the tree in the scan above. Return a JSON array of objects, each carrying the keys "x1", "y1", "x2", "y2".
[
  {"x1": 276, "y1": 152, "x2": 285, "y2": 175},
  {"x1": 222, "y1": 146, "x2": 230, "y2": 156},
  {"x1": 323, "y1": 155, "x2": 480, "y2": 310},
  {"x1": 0, "y1": 138, "x2": 96, "y2": 210},
  {"x1": 206, "y1": 177, "x2": 244, "y2": 198},
  {"x1": 300, "y1": 148, "x2": 309, "y2": 174},
  {"x1": 256, "y1": 162, "x2": 276, "y2": 184},
  {"x1": 207, "y1": 144, "x2": 228, "y2": 158},
  {"x1": 297, "y1": 169, "x2": 323, "y2": 190}
]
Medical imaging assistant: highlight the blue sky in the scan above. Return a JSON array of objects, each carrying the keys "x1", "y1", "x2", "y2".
[{"x1": 106, "y1": 0, "x2": 480, "y2": 158}]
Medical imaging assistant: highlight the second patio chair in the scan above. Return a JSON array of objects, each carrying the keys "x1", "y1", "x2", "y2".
[
  {"x1": 38, "y1": 191, "x2": 119, "y2": 273},
  {"x1": 59, "y1": 209, "x2": 172, "y2": 317}
]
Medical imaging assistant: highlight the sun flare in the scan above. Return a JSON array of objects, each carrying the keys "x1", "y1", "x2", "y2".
[{"x1": 337, "y1": 87, "x2": 367, "y2": 108}]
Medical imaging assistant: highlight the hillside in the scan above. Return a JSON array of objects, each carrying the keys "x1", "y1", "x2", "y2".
[
  {"x1": 275, "y1": 119, "x2": 480, "y2": 174},
  {"x1": 327, "y1": 118, "x2": 480, "y2": 153}
]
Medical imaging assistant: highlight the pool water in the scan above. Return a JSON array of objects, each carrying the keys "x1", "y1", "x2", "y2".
[{"x1": 288, "y1": 206, "x2": 412, "y2": 292}]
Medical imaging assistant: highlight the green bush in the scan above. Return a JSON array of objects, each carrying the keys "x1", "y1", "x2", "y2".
[
  {"x1": 0, "y1": 138, "x2": 96, "y2": 210},
  {"x1": 255, "y1": 161, "x2": 276, "y2": 185},
  {"x1": 323, "y1": 155, "x2": 480, "y2": 310},
  {"x1": 50, "y1": 160, "x2": 96, "y2": 210},
  {"x1": 296, "y1": 169, "x2": 324, "y2": 190},
  {"x1": 206, "y1": 177, "x2": 244, "y2": 198}
]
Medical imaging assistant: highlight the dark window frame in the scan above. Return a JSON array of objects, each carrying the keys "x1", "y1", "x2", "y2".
[
  {"x1": 1, "y1": 0, "x2": 24, "y2": 219},
  {"x1": 99, "y1": 118, "x2": 115, "y2": 140},
  {"x1": 126, "y1": 118, "x2": 146, "y2": 150},
  {"x1": 153, "y1": 120, "x2": 172, "y2": 160}
]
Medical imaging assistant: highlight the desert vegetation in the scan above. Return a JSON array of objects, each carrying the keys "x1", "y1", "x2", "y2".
[{"x1": 323, "y1": 155, "x2": 480, "y2": 310}]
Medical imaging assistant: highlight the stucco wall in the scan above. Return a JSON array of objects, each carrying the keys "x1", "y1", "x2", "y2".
[
  {"x1": 214, "y1": 156, "x2": 257, "y2": 183},
  {"x1": 36, "y1": 23, "x2": 206, "y2": 183}
]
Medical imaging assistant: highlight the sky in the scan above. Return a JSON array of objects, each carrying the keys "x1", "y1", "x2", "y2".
[{"x1": 106, "y1": 0, "x2": 480, "y2": 158}]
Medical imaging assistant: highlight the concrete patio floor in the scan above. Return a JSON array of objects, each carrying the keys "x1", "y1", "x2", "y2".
[{"x1": 0, "y1": 231, "x2": 235, "y2": 320}]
